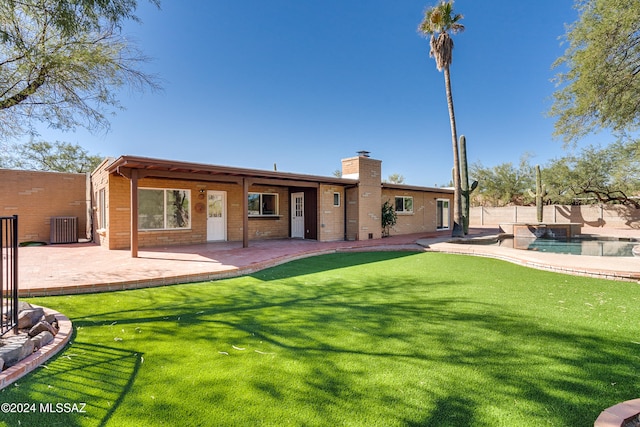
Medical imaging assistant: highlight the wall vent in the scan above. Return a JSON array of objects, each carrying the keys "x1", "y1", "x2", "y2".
[{"x1": 50, "y1": 217, "x2": 78, "y2": 244}]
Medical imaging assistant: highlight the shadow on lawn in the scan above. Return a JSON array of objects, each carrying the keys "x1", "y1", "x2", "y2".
[
  {"x1": 11, "y1": 252, "x2": 640, "y2": 426},
  {"x1": 0, "y1": 328, "x2": 142, "y2": 427}
]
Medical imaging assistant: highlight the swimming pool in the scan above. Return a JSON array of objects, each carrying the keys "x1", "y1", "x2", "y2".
[{"x1": 496, "y1": 236, "x2": 639, "y2": 257}]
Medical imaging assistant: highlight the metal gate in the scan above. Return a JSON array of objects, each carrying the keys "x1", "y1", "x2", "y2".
[{"x1": 1, "y1": 215, "x2": 18, "y2": 336}]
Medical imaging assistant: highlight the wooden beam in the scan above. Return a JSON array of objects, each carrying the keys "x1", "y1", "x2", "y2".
[
  {"x1": 132, "y1": 169, "x2": 243, "y2": 185},
  {"x1": 250, "y1": 178, "x2": 319, "y2": 188}
]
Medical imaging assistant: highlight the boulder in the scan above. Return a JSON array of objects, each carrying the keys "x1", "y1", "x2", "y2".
[
  {"x1": 17, "y1": 307, "x2": 45, "y2": 329},
  {"x1": 30, "y1": 331, "x2": 54, "y2": 350},
  {"x1": 3, "y1": 301, "x2": 33, "y2": 320},
  {"x1": 28, "y1": 320, "x2": 57, "y2": 337},
  {"x1": 44, "y1": 313, "x2": 58, "y2": 325},
  {"x1": 0, "y1": 335, "x2": 34, "y2": 368}
]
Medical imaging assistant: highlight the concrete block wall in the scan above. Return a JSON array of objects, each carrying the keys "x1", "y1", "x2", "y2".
[{"x1": 0, "y1": 169, "x2": 88, "y2": 243}]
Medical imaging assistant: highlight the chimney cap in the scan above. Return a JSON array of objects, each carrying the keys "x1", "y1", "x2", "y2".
[{"x1": 357, "y1": 150, "x2": 370, "y2": 157}]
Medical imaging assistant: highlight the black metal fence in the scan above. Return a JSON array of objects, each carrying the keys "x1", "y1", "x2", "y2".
[{"x1": 1, "y1": 215, "x2": 18, "y2": 336}]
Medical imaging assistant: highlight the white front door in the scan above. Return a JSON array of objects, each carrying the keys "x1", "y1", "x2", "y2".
[
  {"x1": 291, "y1": 192, "x2": 304, "y2": 239},
  {"x1": 207, "y1": 191, "x2": 226, "y2": 241}
]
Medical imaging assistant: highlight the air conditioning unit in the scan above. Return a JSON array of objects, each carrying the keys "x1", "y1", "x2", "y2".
[{"x1": 50, "y1": 217, "x2": 78, "y2": 244}]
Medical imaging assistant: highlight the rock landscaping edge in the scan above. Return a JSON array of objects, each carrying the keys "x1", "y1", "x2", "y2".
[{"x1": 0, "y1": 306, "x2": 72, "y2": 390}]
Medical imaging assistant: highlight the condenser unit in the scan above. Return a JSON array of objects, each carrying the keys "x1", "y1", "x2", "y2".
[{"x1": 50, "y1": 216, "x2": 78, "y2": 244}]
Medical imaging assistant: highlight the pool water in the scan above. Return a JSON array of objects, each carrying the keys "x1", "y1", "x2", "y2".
[{"x1": 497, "y1": 237, "x2": 639, "y2": 257}]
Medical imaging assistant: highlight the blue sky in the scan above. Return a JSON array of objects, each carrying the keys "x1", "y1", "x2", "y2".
[{"x1": 31, "y1": 0, "x2": 595, "y2": 186}]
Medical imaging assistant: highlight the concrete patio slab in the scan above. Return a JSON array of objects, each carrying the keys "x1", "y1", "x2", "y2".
[{"x1": 16, "y1": 226, "x2": 640, "y2": 298}]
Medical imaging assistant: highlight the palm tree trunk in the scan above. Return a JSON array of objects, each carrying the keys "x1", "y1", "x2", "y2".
[{"x1": 444, "y1": 66, "x2": 464, "y2": 237}]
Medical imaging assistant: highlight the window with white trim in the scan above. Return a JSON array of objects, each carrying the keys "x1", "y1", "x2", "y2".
[
  {"x1": 333, "y1": 192, "x2": 340, "y2": 207},
  {"x1": 436, "y1": 199, "x2": 450, "y2": 230},
  {"x1": 138, "y1": 188, "x2": 191, "y2": 230},
  {"x1": 395, "y1": 196, "x2": 413, "y2": 214},
  {"x1": 248, "y1": 193, "x2": 278, "y2": 216}
]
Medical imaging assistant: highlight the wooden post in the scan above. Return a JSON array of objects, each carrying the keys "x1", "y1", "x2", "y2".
[
  {"x1": 130, "y1": 169, "x2": 139, "y2": 258},
  {"x1": 243, "y1": 177, "x2": 249, "y2": 248}
]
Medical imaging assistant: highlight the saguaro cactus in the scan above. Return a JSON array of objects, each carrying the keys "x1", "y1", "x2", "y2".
[
  {"x1": 527, "y1": 164, "x2": 547, "y2": 223},
  {"x1": 459, "y1": 135, "x2": 478, "y2": 234}
]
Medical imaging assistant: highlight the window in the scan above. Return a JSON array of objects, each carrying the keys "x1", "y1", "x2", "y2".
[
  {"x1": 437, "y1": 199, "x2": 450, "y2": 230},
  {"x1": 333, "y1": 192, "x2": 340, "y2": 207},
  {"x1": 248, "y1": 193, "x2": 278, "y2": 216},
  {"x1": 395, "y1": 196, "x2": 413, "y2": 214},
  {"x1": 138, "y1": 188, "x2": 191, "y2": 230},
  {"x1": 98, "y1": 188, "x2": 106, "y2": 228}
]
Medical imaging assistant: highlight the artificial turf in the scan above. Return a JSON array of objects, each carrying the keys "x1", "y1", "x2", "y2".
[{"x1": 1, "y1": 251, "x2": 638, "y2": 426}]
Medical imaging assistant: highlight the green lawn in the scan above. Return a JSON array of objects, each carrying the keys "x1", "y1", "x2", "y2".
[{"x1": 1, "y1": 252, "x2": 639, "y2": 426}]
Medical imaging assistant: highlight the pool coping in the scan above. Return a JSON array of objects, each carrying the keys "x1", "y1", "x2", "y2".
[{"x1": 420, "y1": 236, "x2": 640, "y2": 282}]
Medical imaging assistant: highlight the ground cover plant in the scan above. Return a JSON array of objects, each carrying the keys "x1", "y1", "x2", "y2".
[{"x1": 1, "y1": 252, "x2": 639, "y2": 426}]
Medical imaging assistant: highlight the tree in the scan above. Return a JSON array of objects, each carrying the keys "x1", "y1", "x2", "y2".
[
  {"x1": 44, "y1": 0, "x2": 159, "y2": 35},
  {"x1": 384, "y1": 173, "x2": 405, "y2": 184},
  {"x1": 2, "y1": 140, "x2": 103, "y2": 173},
  {"x1": 468, "y1": 140, "x2": 640, "y2": 208},
  {"x1": 418, "y1": 0, "x2": 465, "y2": 237},
  {"x1": 546, "y1": 140, "x2": 640, "y2": 207},
  {"x1": 470, "y1": 156, "x2": 535, "y2": 207},
  {"x1": 550, "y1": 0, "x2": 640, "y2": 143},
  {"x1": 0, "y1": 0, "x2": 160, "y2": 139}
]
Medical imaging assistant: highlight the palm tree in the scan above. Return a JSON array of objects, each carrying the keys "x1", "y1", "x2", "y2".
[{"x1": 418, "y1": 1, "x2": 465, "y2": 237}]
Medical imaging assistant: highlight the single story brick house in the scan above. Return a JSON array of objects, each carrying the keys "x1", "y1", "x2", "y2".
[{"x1": 91, "y1": 152, "x2": 453, "y2": 256}]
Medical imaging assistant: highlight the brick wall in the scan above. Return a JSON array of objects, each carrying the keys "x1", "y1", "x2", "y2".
[
  {"x1": 342, "y1": 156, "x2": 382, "y2": 240},
  {"x1": 87, "y1": 155, "x2": 463, "y2": 250},
  {"x1": 94, "y1": 168, "x2": 295, "y2": 249},
  {"x1": 0, "y1": 169, "x2": 88, "y2": 243},
  {"x1": 247, "y1": 185, "x2": 289, "y2": 240},
  {"x1": 382, "y1": 189, "x2": 453, "y2": 235},
  {"x1": 345, "y1": 187, "x2": 359, "y2": 241},
  {"x1": 90, "y1": 159, "x2": 111, "y2": 247},
  {"x1": 102, "y1": 175, "x2": 254, "y2": 250},
  {"x1": 318, "y1": 184, "x2": 345, "y2": 241}
]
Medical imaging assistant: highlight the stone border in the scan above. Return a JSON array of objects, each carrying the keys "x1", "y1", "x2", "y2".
[
  {"x1": 0, "y1": 306, "x2": 72, "y2": 389},
  {"x1": 594, "y1": 399, "x2": 640, "y2": 426}
]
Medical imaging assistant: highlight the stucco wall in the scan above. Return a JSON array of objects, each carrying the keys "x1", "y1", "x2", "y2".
[
  {"x1": 470, "y1": 205, "x2": 640, "y2": 229},
  {"x1": 0, "y1": 169, "x2": 88, "y2": 243}
]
